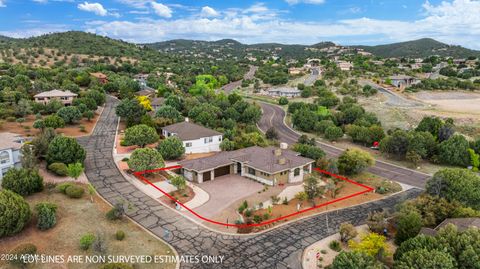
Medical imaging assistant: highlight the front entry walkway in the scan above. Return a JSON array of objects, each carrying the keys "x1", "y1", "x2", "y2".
[{"x1": 193, "y1": 175, "x2": 264, "y2": 218}]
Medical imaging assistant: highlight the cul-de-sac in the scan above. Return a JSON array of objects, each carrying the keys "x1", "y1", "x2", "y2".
[{"x1": 1, "y1": 1, "x2": 480, "y2": 268}]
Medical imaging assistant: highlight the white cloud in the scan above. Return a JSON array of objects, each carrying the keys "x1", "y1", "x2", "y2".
[
  {"x1": 151, "y1": 2, "x2": 172, "y2": 18},
  {"x1": 285, "y1": 0, "x2": 326, "y2": 5},
  {"x1": 33, "y1": 0, "x2": 48, "y2": 3},
  {"x1": 78, "y1": 1, "x2": 120, "y2": 17},
  {"x1": 117, "y1": 0, "x2": 150, "y2": 9},
  {"x1": 201, "y1": 6, "x2": 219, "y2": 17},
  {"x1": 0, "y1": 0, "x2": 6, "y2": 7},
  {"x1": 78, "y1": 2, "x2": 108, "y2": 16}
]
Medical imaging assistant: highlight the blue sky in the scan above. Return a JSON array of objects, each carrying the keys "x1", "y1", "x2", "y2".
[{"x1": 0, "y1": 0, "x2": 479, "y2": 49}]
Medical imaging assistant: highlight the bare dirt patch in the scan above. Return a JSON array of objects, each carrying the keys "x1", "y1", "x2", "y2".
[
  {"x1": 0, "y1": 112, "x2": 101, "y2": 138},
  {"x1": 0, "y1": 187, "x2": 176, "y2": 269}
]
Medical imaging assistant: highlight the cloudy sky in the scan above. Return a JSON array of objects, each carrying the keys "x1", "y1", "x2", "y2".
[{"x1": 0, "y1": 0, "x2": 479, "y2": 49}]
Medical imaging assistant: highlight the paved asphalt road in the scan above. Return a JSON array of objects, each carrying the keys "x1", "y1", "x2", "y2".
[
  {"x1": 79, "y1": 97, "x2": 422, "y2": 268},
  {"x1": 222, "y1": 65, "x2": 258, "y2": 93},
  {"x1": 258, "y1": 102, "x2": 431, "y2": 188},
  {"x1": 303, "y1": 67, "x2": 320, "y2": 86}
]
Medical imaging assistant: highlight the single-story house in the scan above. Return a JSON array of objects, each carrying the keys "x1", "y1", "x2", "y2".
[
  {"x1": 150, "y1": 97, "x2": 165, "y2": 111},
  {"x1": 336, "y1": 61, "x2": 353, "y2": 71},
  {"x1": 33, "y1": 89, "x2": 78, "y2": 105},
  {"x1": 0, "y1": 132, "x2": 25, "y2": 181},
  {"x1": 135, "y1": 87, "x2": 156, "y2": 97},
  {"x1": 162, "y1": 120, "x2": 223, "y2": 154},
  {"x1": 90, "y1": 72, "x2": 108, "y2": 84},
  {"x1": 267, "y1": 87, "x2": 301, "y2": 98},
  {"x1": 419, "y1": 218, "x2": 480, "y2": 236},
  {"x1": 179, "y1": 146, "x2": 315, "y2": 185},
  {"x1": 389, "y1": 75, "x2": 421, "y2": 88}
]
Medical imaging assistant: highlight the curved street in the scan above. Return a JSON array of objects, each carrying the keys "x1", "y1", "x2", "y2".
[
  {"x1": 258, "y1": 102, "x2": 430, "y2": 188},
  {"x1": 79, "y1": 96, "x2": 422, "y2": 268}
]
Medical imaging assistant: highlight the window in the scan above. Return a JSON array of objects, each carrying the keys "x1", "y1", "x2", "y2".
[
  {"x1": 248, "y1": 167, "x2": 256, "y2": 175},
  {"x1": 204, "y1": 138, "x2": 208, "y2": 144},
  {"x1": 219, "y1": 137, "x2": 222, "y2": 142},
  {"x1": 294, "y1": 168, "x2": 300, "y2": 176},
  {"x1": 209, "y1": 137, "x2": 213, "y2": 142},
  {"x1": 185, "y1": 142, "x2": 192, "y2": 147},
  {"x1": 204, "y1": 137, "x2": 213, "y2": 144},
  {"x1": 0, "y1": 151, "x2": 10, "y2": 164}
]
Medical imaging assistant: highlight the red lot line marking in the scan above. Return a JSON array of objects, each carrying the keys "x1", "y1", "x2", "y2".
[{"x1": 133, "y1": 166, "x2": 374, "y2": 228}]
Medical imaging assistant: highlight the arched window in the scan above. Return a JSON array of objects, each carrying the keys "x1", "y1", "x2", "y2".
[
  {"x1": 0, "y1": 151, "x2": 10, "y2": 164},
  {"x1": 294, "y1": 168, "x2": 300, "y2": 176}
]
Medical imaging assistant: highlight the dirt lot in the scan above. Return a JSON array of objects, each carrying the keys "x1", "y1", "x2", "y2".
[
  {"x1": 0, "y1": 112, "x2": 101, "y2": 138},
  {"x1": 252, "y1": 179, "x2": 382, "y2": 228},
  {"x1": 0, "y1": 187, "x2": 176, "y2": 269}
]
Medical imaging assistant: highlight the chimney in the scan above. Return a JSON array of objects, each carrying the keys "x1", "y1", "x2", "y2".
[
  {"x1": 185, "y1": 117, "x2": 189, "y2": 122},
  {"x1": 280, "y1": 143, "x2": 288, "y2": 150},
  {"x1": 278, "y1": 158, "x2": 286, "y2": 165}
]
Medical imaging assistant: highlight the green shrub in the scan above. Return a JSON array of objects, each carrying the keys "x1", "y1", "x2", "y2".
[
  {"x1": 80, "y1": 233, "x2": 95, "y2": 250},
  {"x1": 328, "y1": 240, "x2": 342, "y2": 252},
  {"x1": 238, "y1": 200, "x2": 248, "y2": 213},
  {"x1": 35, "y1": 202, "x2": 57, "y2": 230},
  {"x1": 0, "y1": 190, "x2": 31, "y2": 238},
  {"x1": 1, "y1": 168, "x2": 43, "y2": 196},
  {"x1": 106, "y1": 202, "x2": 125, "y2": 220},
  {"x1": 244, "y1": 209, "x2": 252, "y2": 218},
  {"x1": 115, "y1": 230, "x2": 125, "y2": 241},
  {"x1": 65, "y1": 185, "x2": 84, "y2": 199},
  {"x1": 9, "y1": 243, "x2": 37, "y2": 266},
  {"x1": 48, "y1": 162, "x2": 68, "y2": 176},
  {"x1": 56, "y1": 182, "x2": 74, "y2": 194},
  {"x1": 253, "y1": 215, "x2": 262, "y2": 223}
]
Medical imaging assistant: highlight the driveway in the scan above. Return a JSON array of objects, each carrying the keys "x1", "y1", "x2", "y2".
[{"x1": 193, "y1": 175, "x2": 264, "y2": 218}]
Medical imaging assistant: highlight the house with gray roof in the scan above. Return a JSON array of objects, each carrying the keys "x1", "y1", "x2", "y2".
[
  {"x1": 388, "y1": 75, "x2": 420, "y2": 88},
  {"x1": 179, "y1": 146, "x2": 314, "y2": 185},
  {"x1": 419, "y1": 218, "x2": 480, "y2": 236},
  {"x1": 267, "y1": 87, "x2": 301, "y2": 98},
  {"x1": 0, "y1": 132, "x2": 26, "y2": 182},
  {"x1": 34, "y1": 89, "x2": 78, "y2": 105},
  {"x1": 162, "y1": 120, "x2": 223, "y2": 154}
]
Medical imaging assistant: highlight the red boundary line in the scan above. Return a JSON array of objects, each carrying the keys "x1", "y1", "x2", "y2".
[{"x1": 133, "y1": 166, "x2": 374, "y2": 228}]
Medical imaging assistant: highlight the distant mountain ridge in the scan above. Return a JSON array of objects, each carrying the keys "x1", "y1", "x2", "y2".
[
  {"x1": 1, "y1": 31, "x2": 479, "y2": 59},
  {"x1": 354, "y1": 38, "x2": 480, "y2": 58}
]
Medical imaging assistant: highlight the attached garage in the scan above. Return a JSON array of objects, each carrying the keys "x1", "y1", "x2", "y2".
[
  {"x1": 214, "y1": 165, "x2": 230, "y2": 178},
  {"x1": 203, "y1": 171, "x2": 211, "y2": 181}
]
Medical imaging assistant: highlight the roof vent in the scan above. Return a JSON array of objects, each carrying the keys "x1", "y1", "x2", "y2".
[
  {"x1": 280, "y1": 143, "x2": 288, "y2": 150},
  {"x1": 278, "y1": 158, "x2": 286, "y2": 165},
  {"x1": 274, "y1": 148, "x2": 282, "y2": 156},
  {"x1": 185, "y1": 117, "x2": 189, "y2": 122}
]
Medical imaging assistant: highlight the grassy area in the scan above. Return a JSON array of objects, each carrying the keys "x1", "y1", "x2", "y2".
[{"x1": 0, "y1": 185, "x2": 176, "y2": 269}]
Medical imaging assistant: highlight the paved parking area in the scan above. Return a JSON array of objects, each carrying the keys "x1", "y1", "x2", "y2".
[{"x1": 193, "y1": 174, "x2": 264, "y2": 218}]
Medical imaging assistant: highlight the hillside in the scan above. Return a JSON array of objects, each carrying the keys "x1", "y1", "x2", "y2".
[
  {"x1": 355, "y1": 38, "x2": 480, "y2": 58},
  {"x1": 0, "y1": 31, "x2": 151, "y2": 57}
]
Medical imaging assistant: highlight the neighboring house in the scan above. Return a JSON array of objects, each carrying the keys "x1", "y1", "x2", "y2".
[
  {"x1": 135, "y1": 87, "x2": 156, "y2": 97},
  {"x1": 419, "y1": 218, "x2": 480, "y2": 236},
  {"x1": 288, "y1": 67, "x2": 305, "y2": 75},
  {"x1": 389, "y1": 75, "x2": 421, "y2": 88},
  {"x1": 0, "y1": 132, "x2": 25, "y2": 182},
  {"x1": 267, "y1": 87, "x2": 301, "y2": 98},
  {"x1": 90, "y1": 72, "x2": 108, "y2": 84},
  {"x1": 179, "y1": 146, "x2": 314, "y2": 185},
  {"x1": 162, "y1": 120, "x2": 223, "y2": 154},
  {"x1": 150, "y1": 97, "x2": 165, "y2": 111},
  {"x1": 336, "y1": 61, "x2": 353, "y2": 71},
  {"x1": 134, "y1": 74, "x2": 149, "y2": 87},
  {"x1": 34, "y1": 89, "x2": 78, "y2": 105}
]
